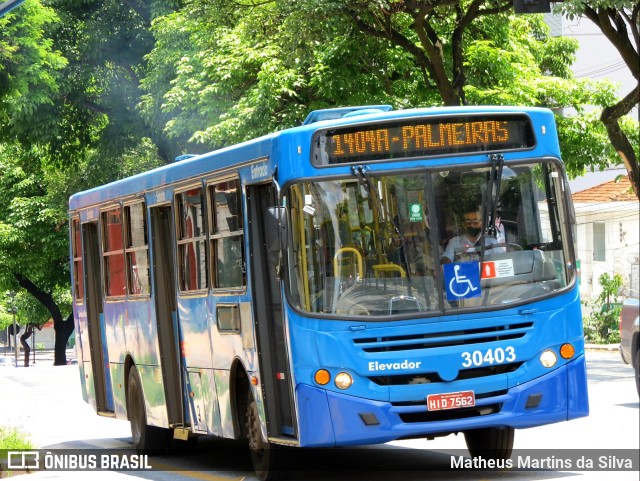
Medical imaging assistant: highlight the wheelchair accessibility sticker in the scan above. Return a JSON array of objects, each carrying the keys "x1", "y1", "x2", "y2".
[{"x1": 444, "y1": 262, "x2": 481, "y2": 301}]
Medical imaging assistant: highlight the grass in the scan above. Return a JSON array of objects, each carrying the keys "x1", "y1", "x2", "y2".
[{"x1": 0, "y1": 426, "x2": 33, "y2": 450}]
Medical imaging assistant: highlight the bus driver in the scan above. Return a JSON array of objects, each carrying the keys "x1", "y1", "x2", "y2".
[{"x1": 441, "y1": 208, "x2": 500, "y2": 264}]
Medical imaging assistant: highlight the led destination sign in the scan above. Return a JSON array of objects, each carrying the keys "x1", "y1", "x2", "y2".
[{"x1": 312, "y1": 114, "x2": 535, "y2": 165}]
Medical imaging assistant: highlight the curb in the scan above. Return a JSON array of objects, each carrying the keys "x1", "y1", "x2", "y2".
[{"x1": 585, "y1": 343, "x2": 619, "y2": 352}]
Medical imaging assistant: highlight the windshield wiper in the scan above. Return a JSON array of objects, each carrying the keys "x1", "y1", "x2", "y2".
[
  {"x1": 351, "y1": 165, "x2": 415, "y2": 288},
  {"x1": 480, "y1": 154, "x2": 504, "y2": 257},
  {"x1": 351, "y1": 165, "x2": 404, "y2": 241}
]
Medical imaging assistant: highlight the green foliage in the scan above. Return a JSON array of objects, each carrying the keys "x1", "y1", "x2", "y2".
[
  {"x1": 0, "y1": 143, "x2": 69, "y2": 293},
  {"x1": 556, "y1": 0, "x2": 637, "y2": 20},
  {"x1": 556, "y1": 110, "x2": 620, "y2": 178},
  {"x1": 0, "y1": 309, "x2": 14, "y2": 331},
  {"x1": 141, "y1": 1, "x2": 429, "y2": 149},
  {"x1": 583, "y1": 273, "x2": 624, "y2": 344},
  {"x1": 0, "y1": 287, "x2": 71, "y2": 330},
  {"x1": 0, "y1": 425, "x2": 33, "y2": 450},
  {"x1": 0, "y1": 1, "x2": 67, "y2": 146}
]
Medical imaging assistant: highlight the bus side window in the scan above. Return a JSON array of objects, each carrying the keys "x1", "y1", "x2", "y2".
[
  {"x1": 124, "y1": 202, "x2": 150, "y2": 296},
  {"x1": 176, "y1": 188, "x2": 208, "y2": 292},
  {"x1": 102, "y1": 207, "x2": 126, "y2": 297},
  {"x1": 210, "y1": 178, "x2": 245, "y2": 289},
  {"x1": 72, "y1": 217, "x2": 84, "y2": 302}
]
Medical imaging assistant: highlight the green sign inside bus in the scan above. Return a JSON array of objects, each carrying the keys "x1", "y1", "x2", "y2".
[{"x1": 409, "y1": 203, "x2": 422, "y2": 222}]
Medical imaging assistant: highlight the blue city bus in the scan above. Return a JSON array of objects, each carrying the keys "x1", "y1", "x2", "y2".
[{"x1": 69, "y1": 105, "x2": 589, "y2": 479}]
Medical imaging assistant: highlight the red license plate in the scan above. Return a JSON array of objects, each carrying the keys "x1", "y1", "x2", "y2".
[{"x1": 426, "y1": 391, "x2": 475, "y2": 411}]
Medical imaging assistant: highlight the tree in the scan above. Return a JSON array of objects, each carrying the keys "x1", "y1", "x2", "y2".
[
  {"x1": 142, "y1": 1, "x2": 623, "y2": 177},
  {"x1": 0, "y1": 3, "x2": 74, "y2": 365},
  {"x1": 0, "y1": 1, "x2": 67, "y2": 147},
  {"x1": 344, "y1": 0, "x2": 515, "y2": 106},
  {"x1": 558, "y1": 0, "x2": 639, "y2": 198},
  {"x1": 0, "y1": 143, "x2": 74, "y2": 364},
  {"x1": 1, "y1": 1, "x2": 169, "y2": 364},
  {"x1": 42, "y1": 0, "x2": 183, "y2": 165},
  {"x1": 331, "y1": 1, "x2": 635, "y2": 177},
  {"x1": 20, "y1": 324, "x2": 35, "y2": 367},
  {"x1": 583, "y1": 272, "x2": 624, "y2": 344}
]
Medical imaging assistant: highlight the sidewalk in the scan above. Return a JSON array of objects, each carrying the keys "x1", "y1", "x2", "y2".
[{"x1": 0, "y1": 345, "x2": 76, "y2": 367}]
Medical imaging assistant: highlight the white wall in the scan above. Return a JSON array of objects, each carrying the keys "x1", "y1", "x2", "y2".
[{"x1": 574, "y1": 201, "x2": 639, "y2": 299}]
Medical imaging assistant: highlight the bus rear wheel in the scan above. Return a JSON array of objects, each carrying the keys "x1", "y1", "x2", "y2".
[
  {"x1": 127, "y1": 366, "x2": 168, "y2": 454},
  {"x1": 246, "y1": 390, "x2": 289, "y2": 480},
  {"x1": 464, "y1": 426, "x2": 514, "y2": 460}
]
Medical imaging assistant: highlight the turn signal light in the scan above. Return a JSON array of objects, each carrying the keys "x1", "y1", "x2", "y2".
[
  {"x1": 314, "y1": 369, "x2": 331, "y2": 385},
  {"x1": 560, "y1": 343, "x2": 575, "y2": 359}
]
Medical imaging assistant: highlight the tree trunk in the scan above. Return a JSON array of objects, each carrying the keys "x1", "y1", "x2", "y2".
[
  {"x1": 13, "y1": 273, "x2": 74, "y2": 366},
  {"x1": 600, "y1": 86, "x2": 640, "y2": 199},
  {"x1": 54, "y1": 314, "x2": 75, "y2": 366},
  {"x1": 582, "y1": 6, "x2": 639, "y2": 199},
  {"x1": 20, "y1": 325, "x2": 33, "y2": 367}
]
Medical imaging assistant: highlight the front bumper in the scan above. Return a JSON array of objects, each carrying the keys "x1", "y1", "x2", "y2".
[{"x1": 296, "y1": 354, "x2": 588, "y2": 447}]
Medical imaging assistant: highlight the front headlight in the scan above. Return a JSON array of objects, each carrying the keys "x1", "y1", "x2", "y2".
[
  {"x1": 334, "y1": 372, "x2": 353, "y2": 390},
  {"x1": 540, "y1": 350, "x2": 558, "y2": 368}
]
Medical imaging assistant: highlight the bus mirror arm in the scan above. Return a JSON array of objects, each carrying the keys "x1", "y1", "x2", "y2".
[{"x1": 265, "y1": 206, "x2": 289, "y2": 252}]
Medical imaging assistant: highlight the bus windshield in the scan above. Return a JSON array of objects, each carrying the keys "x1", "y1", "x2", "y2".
[{"x1": 287, "y1": 161, "x2": 572, "y2": 317}]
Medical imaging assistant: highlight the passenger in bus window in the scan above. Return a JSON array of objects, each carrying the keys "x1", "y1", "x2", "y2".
[
  {"x1": 495, "y1": 214, "x2": 506, "y2": 244},
  {"x1": 441, "y1": 207, "x2": 499, "y2": 264}
]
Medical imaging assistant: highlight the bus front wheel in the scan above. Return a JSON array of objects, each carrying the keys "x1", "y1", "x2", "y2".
[
  {"x1": 246, "y1": 390, "x2": 289, "y2": 480},
  {"x1": 463, "y1": 426, "x2": 514, "y2": 460},
  {"x1": 127, "y1": 366, "x2": 168, "y2": 454}
]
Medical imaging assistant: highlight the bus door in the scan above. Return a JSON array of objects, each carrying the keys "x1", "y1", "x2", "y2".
[
  {"x1": 247, "y1": 183, "x2": 296, "y2": 439},
  {"x1": 150, "y1": 205, "x2": 184, "y2": 428},
  {"x1": 82, "y1": 221, "x2": 114, "y2": 413}
]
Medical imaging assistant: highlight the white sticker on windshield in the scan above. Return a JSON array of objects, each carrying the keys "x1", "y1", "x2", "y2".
[{"x1": 481, "y1": 259, "x2": 514, "y2": 279}]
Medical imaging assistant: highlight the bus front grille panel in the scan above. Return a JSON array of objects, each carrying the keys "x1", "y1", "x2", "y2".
[
  {"x1": 397, "y1": 403, "x2": 503, "y2": 423},
  {"x1": 391, "y1": 390, "x2": 507, "y2": 424},
  {"x1": 368, "y1": 362, "x2": 523, "y2": 385},
  {"x1": 353, "y1": 322, "x2": 533, "y2": 353}
]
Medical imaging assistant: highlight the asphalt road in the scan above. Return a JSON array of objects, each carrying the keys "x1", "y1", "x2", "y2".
[{"x1": 0, "y1": 349, "x2": 638, "y2": 481}]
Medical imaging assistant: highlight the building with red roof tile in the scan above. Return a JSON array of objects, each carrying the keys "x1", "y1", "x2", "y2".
[{"x1": 572, "y1": 177, "x2": 639, "y2": 299}]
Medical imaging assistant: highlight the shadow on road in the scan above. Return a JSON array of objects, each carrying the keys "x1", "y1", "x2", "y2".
[{"x1": 39, "y1": 437, "x2": 582, "y2": 481}]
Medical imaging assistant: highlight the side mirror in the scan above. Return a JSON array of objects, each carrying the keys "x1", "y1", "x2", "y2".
[{"x1": 265, "y1": 206, "x2": 288, "y2": 252}]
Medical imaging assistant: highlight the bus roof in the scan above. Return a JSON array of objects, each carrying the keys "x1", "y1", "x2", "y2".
[{"x1": 69, "y1": 105, "x2": 555, "y2": 212}]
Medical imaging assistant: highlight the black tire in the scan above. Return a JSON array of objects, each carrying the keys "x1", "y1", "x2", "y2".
[
  {"x1": 246, "y1": 390, "x2": 290, "y2": 481},
  {"x1": 127, "y1": 366, "x2": 169, "y2": 454},
  {"x1": 464, "y1": 427, "x2": 514, "y2": 460}
]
